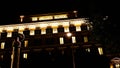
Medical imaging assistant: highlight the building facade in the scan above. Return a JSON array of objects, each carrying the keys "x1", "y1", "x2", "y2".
[{"x1": 0, "y1": 11, "x2": 107, "y2": 68}]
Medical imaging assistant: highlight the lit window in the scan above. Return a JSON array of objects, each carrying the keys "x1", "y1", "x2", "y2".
[
  {"x1": 72, "y1": 36, "x2": 76, "y2": 43},
  {"x1": 24, "y1": 40, "x2": 28, "y2": 47},
  {"x1": 39, "y1": 16, "x2": 53, "y2": 20},
  {"x1": 64, "y1": 27, "x2": 69, "y2": 32},
  {"x1": 41, "y1": 29, "x2": 46, "y2": 34},
  {"x1": 7, "y1": 32, "x2": 12, "y2": 37},
  {"x1": 1, "y1": 42, "x2": 5, "y2": 49},
  {"x1": 18, "y1": 30, "x2": 23, "y2": 34},
  {"x1": 76, "y1": 26, "x2": 81, "y2": 31},
  {"x1": 23, "y1": 53, "x2": 28, "y2": 59},
  {"x1": 32, "y1": 17, "x2": 38, "y2": 21},
  {"x1": 84, "y1": 36, "x2": 88, "y2": 42},
  {"x1": 30, "y1": 30, "x2": 35, "y2": 35},
  {"x1": 98, "y1": 47, "x2": 103, "y2": 55},
  {"x1": 53, "y1": 28, "x2": 58, "y2": 33},
  {"x1": 59, "y1": 37, "x2": 64, "y2": 44},
  {"x1": 1, "y1": 55, "x2": 3, "y2": 59},
  {"x1": 85, "y1": 48, "x2": 90, "y2": 52},
  {"x1": 54, "y1": 14, "x2": 68, "y2": 19}
]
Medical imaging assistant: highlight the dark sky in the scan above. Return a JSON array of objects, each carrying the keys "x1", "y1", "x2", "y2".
[{"x1": 0, "y1": 0, "x2": 116, "y2": 25}]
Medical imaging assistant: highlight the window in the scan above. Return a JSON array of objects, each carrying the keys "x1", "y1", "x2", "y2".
[
  {"x1": 12, "y1": 29, "x2": 18, "y2": 38},
  {"x1": 85, "y1": 48, "x2": 90, "y2": 52},
  {"x1": 76, "y1": 26, "x2": 81, "y2": 31},
  {"x1": 39, "y1": 16, "x2": 53, "y2": 20},
  {"x1": 32, "y1": 17, "x2": 38, "y2": 21},
  {"x1": 69, "y1": 25, "x2": 76, "y2": 32},
  {"x1": 23, "y1": 29, "x2": 30, "y2": 37},
  {"x1": 30, "y1": 30, "x2": 35, "y2": 35},
  {"x1": 81, "y1": 24, "x2": 87, "y2": 31},
  {"x1": 41, "y1": 28, "x2": 46, "y2": 34},
  {"x1": 23, "y1": 53, "x2": 28, "y2": 59},
  {"x1": 7, "y1": 32, "x2": 12, "y2": 37},
  {"x1": 83, "y1": 36, "x2": 88, "y2": 43},
  {"x1": 24, "y1": 40, "x2": 28, "y2": 47},
  {"x1": 58, "y1": 26, "x2": 64, "y2": 33},
  {"x1": 98, "y1": 47, "x2": 103, "y2": 55},
  {"x1": 59, "y1": 37, "x2": 64, "y2": 44},
  {"x1": 46, "y1": 27, "x2": 52, "y2": 34},
  {"x1": 54, "y1": 14, "x2": 68, "y2": 19},
  {"x1": 53, "y1": 28, "x2": 58, "y2": 33},
  {"x1": 1, "y1": 42, "x2": 5, "y2": 49},
  {"x1": 72, "y1": 36, "x2": 76, "y2": 43},
  {"x1": 1, "y1": 31, "x2": 7, "y2": 38},
  {"x1": 64, "y1": 27, "x2": 69, "y2": 32}
]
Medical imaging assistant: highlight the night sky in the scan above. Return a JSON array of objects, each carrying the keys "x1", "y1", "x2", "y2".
[{"x1": 0, "y1": 0, "x2": 115, "y2": 25}]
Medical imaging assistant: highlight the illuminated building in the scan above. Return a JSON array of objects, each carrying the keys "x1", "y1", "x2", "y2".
[{"x1": 0, "y1": 11, "x2": 106, "y2": 68}]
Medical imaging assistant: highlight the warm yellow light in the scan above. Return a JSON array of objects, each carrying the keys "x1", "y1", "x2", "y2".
[
  {"x1": 39, "y1": 24, "x2": 48, "y2": 28},
  {"x1": 24, "y1": 40, "x2": 28, "y2": 47},
  {"x1": 115, "y1": 64, "x2": 120, "y2": 68},
  {"x1": 23, "y1": 53, "x2": 27, "y2": 59},
  {"x1": 41, "y1": 29, "x2": 46, "y2": 34},
  {"x1": 20, "y1": 15, "x2": 24, "y2": 22},
  {"x1": 71, "y1": 21, "x2": 85, "y2": 26},
  {"x1": 59, "y1": 37, "x2": 64, "y2": 44},
  {"x1": 76, "y1": 26, "x2": 81, "y2": 31},
  {"x1": 53, "y1": 28, "x2": 58, "y2": 33},
  {"x1": 86, "y1": 48, "x2": 90, "y2": 52},
  {"x1": 28, "y1": 25, "x2": 36, "y2": 30},
  {"x1": 84, "y1": 36, "x2": 88, "y2": 42},
  {"x1": 54, "y1": 14, "x2": 68, "y2": 19},
  {"x1": 30, "y1": 30, "x2": 35, "y2": 35},
  {"x1": 62, "y1": 22, "x2": 69, "y2": 27},
  {"x1": 18, "y1": 26, "x2": 25, "y2": 31},
  {"x1": 39, "y1": 16, "x2": 53, "y2": 20},
  {"x1": 7, "y1": 32, "x2": 12, "y2": 37},
  {"x1": 110, "y1": 63, "x2": 114, "y2": 68},
  {"x1": 0, "y1": 27, "x2": 3, "y2": 32},
  {"x1": 1, "y1": 42, "x2": 5, "y2": 49},
  {"x1": 32, "y1": 17, "x2": 38, "y2": 21},
  {"x1": 98, "y1": 47, "x2": 103, "y2": 55},
  {"x1": 64, "y1": 27, "x2": 69, "y2": 32},
  {"x1": 1, "y1": 55, "x2": 3, "y2": 59},
  {"x1": 72, "y1": 36, "x2": 76, "y2": 43},
  {"x1": 5, "y1": 27, "x2": 14, "y2": 32},
  {"x1": 50, "y1": 23, "x2": 59, "y2": 28}
]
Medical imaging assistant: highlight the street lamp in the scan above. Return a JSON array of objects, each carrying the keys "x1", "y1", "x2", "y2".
[
  {"x1": 11, "y1": 33, "x2": 25, "y2": 68},
  {"x1": 66, "y1": 32, "x2": 75, "y2": 68}
]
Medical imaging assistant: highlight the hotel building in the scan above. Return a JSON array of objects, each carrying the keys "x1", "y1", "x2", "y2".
[{"x1": 0, "y1": 11, "x2": 105, "y2": 68}]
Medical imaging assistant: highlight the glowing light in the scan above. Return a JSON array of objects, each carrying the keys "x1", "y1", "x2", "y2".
[
  {"x1": 59, "y1": 37, "x2": 64, "y2": 44},
  {"x1": 1, "y1": 42, "x2": 5, "y2": 49},
  {"x1": 54, "y1": 14, "x2": 68, "y2": 19},
  {"x1": 66, "y1": 32, "x2": 72, "y2": 37},
  {"x1": 83, "y1": 36, "x2": 88, "y2": 42},
  {"x1": 98, "y1": 47, "x2": 103, "y2": 55},
  {"x1": 23, "y1": 53, "x2": 28, "y2": 59},
  {"x1": 39, "y1": 16, "x2": 53, "y2": 20},
  {"x1": 20, "y1": 15, "x2": 24, "y2": 22},
  {"x1": 32, "y1": 17, "x2": 38, "y2": 21}
]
